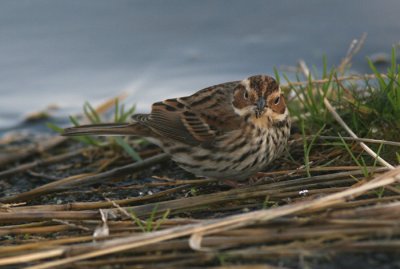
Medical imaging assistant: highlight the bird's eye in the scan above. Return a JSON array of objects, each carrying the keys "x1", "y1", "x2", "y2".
[
  {"x1": 243, "y1": 91, "x2": 249, "y2": 100},
  {"x1": 274, "y1": 96, "x2": 280, "y2": 105}
]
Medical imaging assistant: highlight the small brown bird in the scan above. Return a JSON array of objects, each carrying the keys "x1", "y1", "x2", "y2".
[{"x1": 63, "y1": 75, "x2": 290, "y2": 180}]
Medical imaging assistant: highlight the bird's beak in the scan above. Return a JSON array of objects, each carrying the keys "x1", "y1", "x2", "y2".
[{"x1": 255, "y1": 98, "x2": 266, "y2": 118}]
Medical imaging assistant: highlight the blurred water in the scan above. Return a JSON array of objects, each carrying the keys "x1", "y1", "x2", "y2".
[{"x1": 0, "y1": 0, "x2": 399, "y2": 129}]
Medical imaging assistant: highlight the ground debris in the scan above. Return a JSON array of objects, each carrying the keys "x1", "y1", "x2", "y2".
[{"x1": 0, "y1": 128, "x2": 399, "y2": 269}]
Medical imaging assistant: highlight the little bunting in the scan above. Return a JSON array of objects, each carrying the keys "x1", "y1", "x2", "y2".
[{"x1": 63, "y1": 75, "x2": 291, "y2": 181}]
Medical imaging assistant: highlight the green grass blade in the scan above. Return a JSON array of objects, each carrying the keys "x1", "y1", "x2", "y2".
[
  {"x1": 119, "y1": 105, "x2": 136, "y2": 122},
  {"x1": 114, "y1": 137, "x2": 142, "y2": 161},
  {"x1": 153, "y1": 209, "x2": 170, "y2": 231},
  {"x1": 146, "y1": 204, "x2": 159, "y2": 232},
  {"x1": 273, "y1": 67, "x2": 281, "y2": 84},
  {"x1": 46, "y1": 122, "x2": 64, "y2": 133},
  {"x1": 69, "y1": 115, "x2": 80, "y2": 127},
  {"x1": 338, "y1": 133, "x2": 368, "y2": 177},
  {"x1": 114, "y1": 98, "x2": 119, "y2": 123},
  {"x1": 129, "y1": 210, "x2": 146, "y2": 233},
  {"x1": 84, "y1": 102, "x2": 101, "y2": 123},
  {"x1": 367, "y1": 58, "x2": 387, "y2": 89}
]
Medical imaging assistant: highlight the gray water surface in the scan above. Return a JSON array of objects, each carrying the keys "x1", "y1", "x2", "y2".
[{"x1": 0, "y1": 0, "x2": 399, "y2": 129}]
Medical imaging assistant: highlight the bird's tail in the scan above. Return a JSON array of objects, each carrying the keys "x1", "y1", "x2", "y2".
[{"x1": 62, "y1": 123, "x2": 142, "y2": 137}]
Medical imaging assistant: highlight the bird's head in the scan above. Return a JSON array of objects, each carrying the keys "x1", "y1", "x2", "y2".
[{"x1": 232, "y1": 75, "x2": 288, "y2": 124}]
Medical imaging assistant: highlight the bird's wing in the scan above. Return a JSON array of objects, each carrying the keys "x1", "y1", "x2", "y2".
[{"x1": 132, "y1": 81, "x2": 242, "y2": 146}]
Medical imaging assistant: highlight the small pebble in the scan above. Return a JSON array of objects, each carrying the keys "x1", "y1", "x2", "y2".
[{"x1": 299, "y1": 189, "x2": 309, "y2": 196}]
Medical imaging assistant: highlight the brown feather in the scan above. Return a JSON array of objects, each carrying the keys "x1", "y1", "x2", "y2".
[
  {"x1": 131, "y1": 81, "x2": 242, "y2": 145},
  {"x1": 62, "y1": 123, "x2": 151, "y2": 137}
]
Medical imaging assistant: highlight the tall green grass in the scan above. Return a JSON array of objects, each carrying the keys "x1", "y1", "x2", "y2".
[{"x1": 282, "y1": 46, "x2": 400, "y2": 170}]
